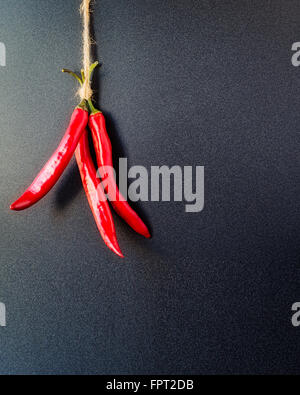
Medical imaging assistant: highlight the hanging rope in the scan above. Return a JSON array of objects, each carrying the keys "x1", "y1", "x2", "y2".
[{"x1": 79, "y1": 0, "x2": 93, "y2": 100}]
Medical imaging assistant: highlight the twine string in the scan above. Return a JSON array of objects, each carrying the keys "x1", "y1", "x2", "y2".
[{"x1": 79, "y1": 0, "x2": 93, "y2": 100}]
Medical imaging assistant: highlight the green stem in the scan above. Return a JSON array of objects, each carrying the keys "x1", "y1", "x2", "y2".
[
  {"x1": 87, "y1": 62, "x2": 102, "y2": 114},
  {"x1": 81, "y1": 69, "x2": 85, "y2": 83},
  {"x1": 89, "y1": 61, "x2": 99, "y2": 82},
  {"x1": 88, "y1": 99, "x2": 101, "y2": 114},
  {"x1": 62, "y1": 69, "x2": 83, "y2": 86},
  {"x1": 62, "y1": 62, "x2": 102, "y2": 113},
  {"x1": 77, "y1": 99, "x2": 88, "y2": 112}
]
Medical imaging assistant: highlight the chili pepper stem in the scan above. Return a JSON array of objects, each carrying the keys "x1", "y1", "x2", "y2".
[
  {"x1": 62, "y1": 69, "x2": 83, "y2": 86},
  {"x1": 88, "y1": 99, "x2": 101, "y2": 115},
  {"x1": 81, "y1": 69, "x2": 85, "y2": 83},
  {"x1": 77, "y1": 99, "x2": 89, "y2": 112},
  {"x1": 89, "y1": 61, "x2": 100, "y2": 81},
  {"x1": 62, "y1": 62, "x2": 102, "y2": 115},
  {"x1": 86, "y1": 62, "x2": 102, "y2": 114}
]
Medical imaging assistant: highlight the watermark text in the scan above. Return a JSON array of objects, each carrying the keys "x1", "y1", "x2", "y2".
[
  {"x1": 0, "y1": 42, "x2": 6, "y2": 67},
  {"x1": 0, "y1": 302, "x2": 6, "y2": 327},
  {"x1": 292, "y1": 303, "x2": 300, "y2": 327},
  {"x1": 97, "y1": 160, "x2": 205, "y2": 213}
]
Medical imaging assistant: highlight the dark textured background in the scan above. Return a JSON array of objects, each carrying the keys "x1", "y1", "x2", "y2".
[{"x1": 0, "y1": 0, "x2": 299, "y2": 375}]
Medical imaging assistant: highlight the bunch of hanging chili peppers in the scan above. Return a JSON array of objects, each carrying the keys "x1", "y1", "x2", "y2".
[{"x1": 10, "y1": 62, "x2": 150, "y2": 258}]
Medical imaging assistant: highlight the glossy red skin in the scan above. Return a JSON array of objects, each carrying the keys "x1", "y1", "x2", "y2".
[
  {"x1": 11, "y1": 108, "x2": 88, "y2": 211},
  {"x1": 89, "y1": 112, "x2": 151, "y2": 238},
  {"x1": 75, "y1": 130, "x2": 123, "y2": 258}
]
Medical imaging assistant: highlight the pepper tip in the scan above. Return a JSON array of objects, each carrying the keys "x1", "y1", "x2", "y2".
[
  {"x1": 10, "y1": 202, "x2": 19, "y2": 211},
  {"x1": 115, "y1": 250, "x2": 125, "y2": 259},
  {"x1": 144, "y1": 231, "x2": 151, "y2": 239}
]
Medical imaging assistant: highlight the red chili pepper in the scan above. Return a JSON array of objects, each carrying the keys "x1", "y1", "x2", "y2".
[
  {"x1": 75, "y1": 129, "x2": 124, "y2": 258},
  {"x1": 88, "y1": 105, "x2": 151, "y2": 239},
  {"x1": 10, "y1": 102, "x2": 89, "y2": 211}
]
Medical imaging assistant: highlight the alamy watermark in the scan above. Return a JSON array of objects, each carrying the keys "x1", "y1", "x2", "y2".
[
  {"x1": 0, "y1": 42, "x2": 6, "y2": 67},
  {"x1": 97, "y1": 159, "x2": 204, "y2": 213},
  {"x1": 291, "y1": 42, "x2": 300, "y2": 67},
  {"x1": 291, "y1": 303, "x2": 300, "y2": 327},
  {"x1": 0, "y1": 302, "x2": 6, "y2": 327}
]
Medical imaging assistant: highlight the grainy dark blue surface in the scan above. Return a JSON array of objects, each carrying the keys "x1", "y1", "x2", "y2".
[{"x1": 0, "y1": 0, "x2": 299, "y2": 374}]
